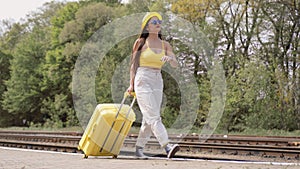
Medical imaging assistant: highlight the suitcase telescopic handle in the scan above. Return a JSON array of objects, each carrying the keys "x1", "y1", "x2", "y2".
[
  {"x1": 118, "y1": 92, "x2": 136, "y2": 114},
  {"x1": 100, "y1": 92, "x2": 136, "y2": 153},
  {"x1": 124, "y1": 92, "x2": 136, "y2": 99}
]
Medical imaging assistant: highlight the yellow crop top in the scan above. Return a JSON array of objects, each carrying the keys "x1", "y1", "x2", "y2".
[{"x1": 139, "y1": 40, "x2": 165, "y2": 69}]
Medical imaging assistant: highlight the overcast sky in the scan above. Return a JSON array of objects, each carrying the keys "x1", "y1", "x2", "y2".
[{"x1": 0, "y1": 0, "x2": 77, "y2": 22}]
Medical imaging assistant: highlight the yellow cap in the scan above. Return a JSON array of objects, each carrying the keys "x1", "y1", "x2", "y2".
[{"x1": 140, "y1": 12, "x2": 162, "y2": 36}]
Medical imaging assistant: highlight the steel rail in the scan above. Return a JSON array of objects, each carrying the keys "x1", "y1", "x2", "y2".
[{"x1": 0, "y1": 130, "x2": 299, "y2": 160}]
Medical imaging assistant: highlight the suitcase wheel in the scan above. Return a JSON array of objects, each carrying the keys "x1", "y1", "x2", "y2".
[
  {"x1": 83, "y1": 154, "x2": 88, "y2": 159},
  {"x1": 113, "y1": 155, "x2": 118, "y2": 159}
]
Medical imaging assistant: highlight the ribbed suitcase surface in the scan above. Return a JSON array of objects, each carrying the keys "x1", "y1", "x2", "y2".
[{"x1": 78, "y1": 94, "x2": 136, "y2": 158}]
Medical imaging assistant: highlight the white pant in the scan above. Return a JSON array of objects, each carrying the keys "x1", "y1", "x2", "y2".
[{"x1": 134, "y1": 67, "x2": 169, "y2": 148}]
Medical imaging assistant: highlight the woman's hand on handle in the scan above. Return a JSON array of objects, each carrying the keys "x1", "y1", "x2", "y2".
[{"x1": 127, "y1": 85, "x2": 134, "y2": 96}]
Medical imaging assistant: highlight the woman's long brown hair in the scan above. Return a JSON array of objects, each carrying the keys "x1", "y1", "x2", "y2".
[{"x1": 130, "y1": 23, "x2": 162, "y2": 89}]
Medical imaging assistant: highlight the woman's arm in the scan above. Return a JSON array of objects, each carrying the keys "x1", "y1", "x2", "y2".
[
  {"x1": 127, "y1": 39, "x2": 141, "y2": 94},
  {"x1": 163, "y1": 41, "x2": 179, "y2": 68}
]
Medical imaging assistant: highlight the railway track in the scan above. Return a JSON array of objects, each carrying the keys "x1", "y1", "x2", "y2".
[{"x1": 0, "y1": 130, "x2": 299, "y2": 161}]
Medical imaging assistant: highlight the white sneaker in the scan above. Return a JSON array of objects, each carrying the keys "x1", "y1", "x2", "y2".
[
  {"x1": 165, "y1": 144, "x2": 180, "y2": 158},
  {"x1": 135, "y1": 146, "x2": 148, "y2": 159}
]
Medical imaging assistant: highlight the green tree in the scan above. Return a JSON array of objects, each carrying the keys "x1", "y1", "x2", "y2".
[
  {"x1": 2, "y1": 28, "x2": 48, "y2": 126},
  {"x1": 170, "y1": 0, "x2": 300, "y2": 132},
  {"x1": 256, "y1": 0, "x2": 300, "y2": 130},
  {"x1": 1, "y1": 1, "x2": 65, "y2": 126},
  {"x1": 41, "y1": 2, "x2": 117, "y2": 127},
  {"x1": 126, "y1": 0, "x2": 167, "y2": 13},
  {"x1": 0, "y1": 51, "x2": 12, "y2": 126},
  {"x1": 0, "y1": 21, "x2": 26, "y2": 52}
]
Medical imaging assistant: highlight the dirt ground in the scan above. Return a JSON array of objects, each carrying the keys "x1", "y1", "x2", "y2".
[{"x1": 0, "y1": 147, "x2": 299, "y2": 169}]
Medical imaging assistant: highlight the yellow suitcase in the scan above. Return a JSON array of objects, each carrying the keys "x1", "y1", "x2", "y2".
[{"x1": 78, "y1": 92, "x2": 136, "y2": 158}]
